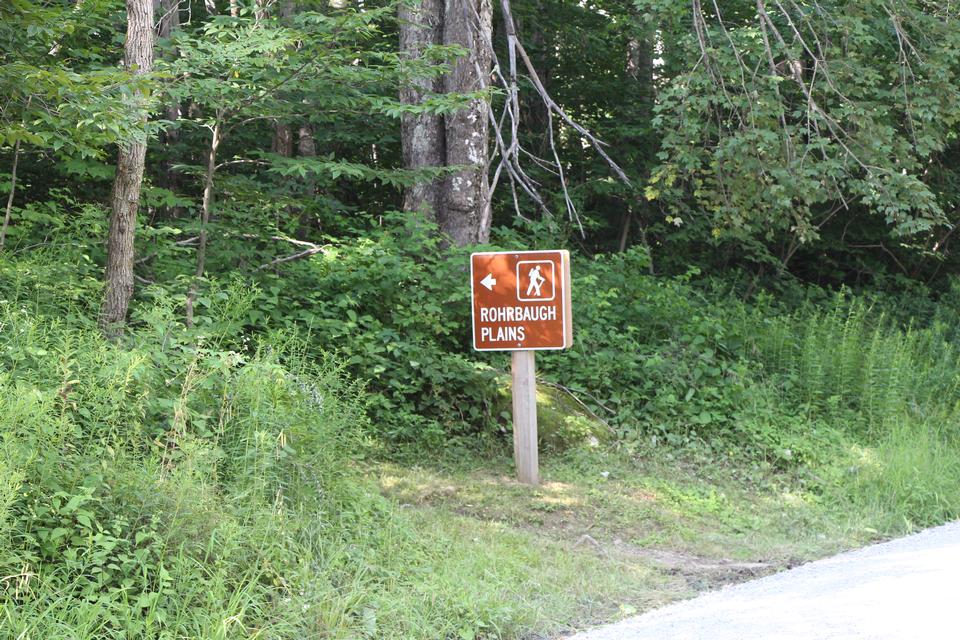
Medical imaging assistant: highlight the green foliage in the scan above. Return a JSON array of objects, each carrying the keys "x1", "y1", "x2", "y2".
[
  {"x1": 648, "y1": 1, "x2": 960, "y2": 237},
  {"x1": 0, "y1": 0, "x2": 155, "y2": 157},
  {"x1": 0, "y1": 275, "x2": 370, "y2": 636},
  {"x1": 149, "y1": 212, "x2": 954, "y2": 513},
  {"x1": 247, "y1": 214, "x2": 502, "y2": 447},
  {"x1": 6, "y1": 0, "x2": 960, "y2": 635},
  {"x1": 0, "y1": 256, "x2": 670, "y2": 639},
  {"x1": 732, "y1": 291, "x2": 960, "y2": 526}
]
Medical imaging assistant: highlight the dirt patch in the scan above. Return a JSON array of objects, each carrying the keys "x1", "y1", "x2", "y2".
[
  {"x1": 575, "y1": 534, "x2": 781, "y2": 590},
  {"x1": 378, "y1": 461, "x2": 821, "y2": 596}
]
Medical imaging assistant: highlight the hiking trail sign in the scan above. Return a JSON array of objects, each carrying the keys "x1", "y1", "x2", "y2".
[
  {"x1": 470, "y1": 250, "x2": 573, "y2": 351},
  {"x1": 470, "y1": 250, "x2": 573, "y2": 486}
]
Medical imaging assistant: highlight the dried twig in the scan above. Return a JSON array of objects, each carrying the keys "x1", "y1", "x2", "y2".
[
  {"x1": 538, "y1": 379, "x2": 618, "y2": 436},
  {"x1": 456, "y1": 0, "x2": 631, "y2": 234}
]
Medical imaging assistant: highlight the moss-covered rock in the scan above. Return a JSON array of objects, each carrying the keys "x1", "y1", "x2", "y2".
[{"x1": 496, "y1": 380, "x2": 614, "y2": 450}]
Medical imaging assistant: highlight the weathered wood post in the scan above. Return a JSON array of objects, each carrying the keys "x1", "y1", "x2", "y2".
[{"x1": 511, "y1": 350, "x2": 539, "y2": 485}]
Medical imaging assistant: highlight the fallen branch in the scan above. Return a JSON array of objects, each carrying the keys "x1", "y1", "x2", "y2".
[
  {"x1": 539, "y1": 379, "x2": 617, "y2": 437},
  {"x1": 248, "y1": 234, "x2": 327, "y2": 271},
  {"x1": 255, "y1": 244, "x2": 324, "y2": 271}
]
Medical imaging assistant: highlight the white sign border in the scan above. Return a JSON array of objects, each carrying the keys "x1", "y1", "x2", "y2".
[{"x1": 470, "y1": 250, "x2": 569, "y2": 352}]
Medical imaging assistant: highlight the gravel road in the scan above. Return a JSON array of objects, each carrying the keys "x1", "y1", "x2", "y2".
[{"x1": 568, "y1": 521, "x2": 960, "y2": 640}]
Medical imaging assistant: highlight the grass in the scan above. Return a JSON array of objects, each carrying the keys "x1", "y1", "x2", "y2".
[
  {"x1": 0, "y1": 298, "x2": 685, "y2": 640},
  {"x1": 368, "y1": 508, "x2": 681, "y2": 638},
  {"x1": 374, "y1": 444, "x2": 880, "y2": 636}
]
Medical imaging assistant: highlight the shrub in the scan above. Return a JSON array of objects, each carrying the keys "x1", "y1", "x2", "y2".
[{"x1": 0, "y1": 283, "x2": 373, "y2": 637}]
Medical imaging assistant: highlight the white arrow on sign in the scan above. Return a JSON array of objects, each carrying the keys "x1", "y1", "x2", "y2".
[{"x1": 480, "y1": 273, "x2": 497, "y2": 291}]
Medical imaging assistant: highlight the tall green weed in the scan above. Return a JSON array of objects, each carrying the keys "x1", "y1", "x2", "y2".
[{"x1": 0, "y1": 274, "x2": 375, "y2": 637}]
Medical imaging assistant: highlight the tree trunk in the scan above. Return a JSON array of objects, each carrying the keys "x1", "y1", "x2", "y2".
[
  {"x1": 399, "y1": 0, "x2": 493, "y2": 245},
  {"x1": 254, "y1": 0, "x2": 282, "y2": 22},
  {"x1": 185, "y1": 120, "x2": 222, "y2": 327},
  {"x1": 99, "y1": 0, "x2": 154, "y2": 336},
  {"x1": 157, "y1": 0, "x2": 182, "y2": 219},
  {"x1": 295, "y1": 123, "x2": 317, "y2": 237},
  {"x1": 440, "y1": 0, "x2": 492, "y2": 246},
  {"x1": 399, "y1": 0, "x2": 445, "y2": 223},
  {"x1": 623, "y1": 23, "x2": 655, "y2": 266},
  {"x1": 158, "y1": 0, "x2": 179, "y2": 38},
  {"x1": 272, "y1": 123, "x2": 294, "y2": 157},
  {"x1": 49, "y1": 0, "x2": 86, "y2": 56},
  {"x1": 617, "y1": 209, "x2": 632, "y2": 252},
  {"x1": 521, "y1": 5, "x2": 551, "y2": 159},
  {"x1": 0, "y1": 139, "x2": 21, "y2": 252},
  {"x1": 261, "y1": 1, "x2": 294, "y2": 155},
  {"x1": 298, "y1": 124, "x2": 316, "y2": 158},
  {"x1": 626, "y1": 27, "x2": 655, "y2": 120}
]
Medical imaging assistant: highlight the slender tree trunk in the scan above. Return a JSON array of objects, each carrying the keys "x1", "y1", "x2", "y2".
[
  {"x1": 627, "y1": 25, "x2": 655, "y2": 127},
  {"x1": 522, "y1": 6, "x2": 551, "y2": 159},
  {"x1": 295, "y1": 123, "x2": 317, "y2": 237},
  {"x1": 100, "y1": 0, "x2": 154, "y2": 336},
  {"x1": 49, "y1": 0, "x2": 85, "y2": 56},
  {"x1": 254, "y1": 0, "x2": 279, "y2": 23},
  {"x1": 440, "y1": 0, "x2": 492, "y2": 246},
  {"x1": 399, "y1": 0, "x2": 445, "y2": 223},
  {"x1": 158, "y1": 0, "x2": 179, "y2": 37},
  {"x1": 185, "y1": 120, "x2": 221, "y2": 327},
  {"x1": 617, "y1": 209, "x2": 632, "y2": 252},
  {"x1": 259, "y1": 1, "x2": 295, "y2": 157},
  {"x1": 298, "y1": 124, "x2": 317, "y2": 196},
  {"x1": 2, "y1": 95, "x2": 34, "y2": 251},
  {"x1": 157, "y1": 0, "x2": 182, "y2": 219},
  {"x1": 624, "y1": 22, "x2": 655, "y2": 267},
  {"x1": 0, "y1": 139, "x2": 21, "y2": 252}
]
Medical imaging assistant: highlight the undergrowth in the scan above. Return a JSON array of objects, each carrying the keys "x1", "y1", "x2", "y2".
[
  {"x1": 4, "y1": 217, "x2": 960, "y2": 638},
  {"x1": 0, "y1": 255, "x2": 655, "y2": 639}
]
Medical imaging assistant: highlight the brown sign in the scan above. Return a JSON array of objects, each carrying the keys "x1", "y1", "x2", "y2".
[{"x1": 471, "y1": 250, "x2": 572, "y2": 351}]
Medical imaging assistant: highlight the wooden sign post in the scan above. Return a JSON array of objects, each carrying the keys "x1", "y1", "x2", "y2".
[
  {"x1": 470, "y1": 250, "x2": 573, "y2": 485},
  {"x1": 511, "y1": 350, "x2": 539, "y2": 485}
]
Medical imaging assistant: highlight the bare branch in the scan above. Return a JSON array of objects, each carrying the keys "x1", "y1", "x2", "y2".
[
  {"x1": 214, "y1": 158, "x2": 269, "y2": 171},
  {"x1": 455, "y1": 0, "x2": 631, "y2": 234},
  {"x1": 253, "y1": 236, "x2": 326, "y2": 271},
  {"x1": 255, "y1": 245, "x2": 323, "y2": 271}
]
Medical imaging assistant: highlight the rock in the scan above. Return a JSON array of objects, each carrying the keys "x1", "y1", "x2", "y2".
[{"x1": 495, "y1": 380, "x2": 615, "y2": 450}]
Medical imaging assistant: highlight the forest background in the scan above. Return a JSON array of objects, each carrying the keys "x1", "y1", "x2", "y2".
[{"x1": 3, "y1": 0, "x2": 960, "y2": 638}]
